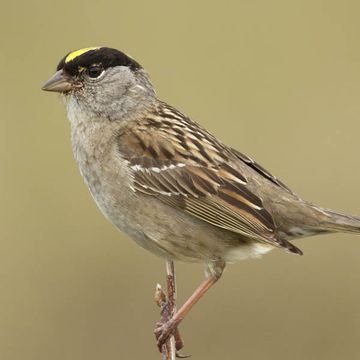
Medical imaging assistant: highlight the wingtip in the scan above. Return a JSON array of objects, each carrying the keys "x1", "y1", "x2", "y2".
[{"x1": 285, "y1": 241, "x2": 303, "y2": 256}]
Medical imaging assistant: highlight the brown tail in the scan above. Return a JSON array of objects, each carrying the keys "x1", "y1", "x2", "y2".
[
  {"x1": 319, "y1": 208, "x2": 360, "y2": 234},
  {"x1": 278, "y1": 206, "x2": 360, "y2": 256}
]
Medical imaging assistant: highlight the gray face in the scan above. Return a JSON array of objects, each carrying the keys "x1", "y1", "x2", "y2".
[{"x1": 63, "y1": 66, "x2": 142, "y2": 120}]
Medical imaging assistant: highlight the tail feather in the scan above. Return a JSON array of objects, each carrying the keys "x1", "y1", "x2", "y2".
[{"x1": 319, "y1": 208, "x2": 360, "y2": 234}]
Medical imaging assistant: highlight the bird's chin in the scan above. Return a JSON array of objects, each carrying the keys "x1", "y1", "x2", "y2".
[
  {"x1": 60, "y1": 92, "x2": 78, "y2": 112},
  {"x1": 60, "y1": 87, "x2": 85, "y2": 102},
  {"x1": 61, "y1": 90, "x2": 74, "y2": 98}
]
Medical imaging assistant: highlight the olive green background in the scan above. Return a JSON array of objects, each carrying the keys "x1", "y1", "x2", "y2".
[{"x1": 2, "y1": 1, "x2": 360, "y2": 359}]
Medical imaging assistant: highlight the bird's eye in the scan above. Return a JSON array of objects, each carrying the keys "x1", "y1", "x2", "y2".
[{"x1": 86, "y1": 65, "x2": 104, "y2": 79}]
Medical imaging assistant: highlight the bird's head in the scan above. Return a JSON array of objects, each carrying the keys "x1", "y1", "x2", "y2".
[{"x1": 42, "y1": 47, "x2": 155, "y2": 120}]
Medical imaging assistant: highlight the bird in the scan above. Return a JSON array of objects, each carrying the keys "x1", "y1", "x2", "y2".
[{"x1": 42, "y1": 46, "x2": 360, "y2": 352}]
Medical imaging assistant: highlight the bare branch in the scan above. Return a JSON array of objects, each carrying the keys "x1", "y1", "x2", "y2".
[{"x1": 155, "y1": 260, "x2": 177, "y2": 360}]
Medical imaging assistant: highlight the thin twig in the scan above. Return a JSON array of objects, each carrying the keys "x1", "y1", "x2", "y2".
[
  {"x1": 155, "y1": 260, "x2": 177, "y2": 360},
  {"x1": 165, "y1": 260, "x2": 177, "y2": 360}
]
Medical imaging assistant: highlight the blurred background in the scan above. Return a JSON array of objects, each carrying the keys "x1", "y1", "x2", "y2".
[{"x1": 1, "y1": 1, "x2": 360, "y2": 359}]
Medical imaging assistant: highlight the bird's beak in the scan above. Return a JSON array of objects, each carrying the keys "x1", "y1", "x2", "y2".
[{"x1": 41, "y1": 70, "x2": 78, "y2": 93}]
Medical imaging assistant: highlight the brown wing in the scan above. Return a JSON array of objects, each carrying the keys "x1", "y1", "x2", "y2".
[
  {"x1": 131, "y1": 159, "x2": 276, "y2": 242},
  {"x1": 117, "y1": 104, "x2": 300, "y2": 252},
  {"x1": 231, "y1": 148, "x2": 293, "y2": 193}
]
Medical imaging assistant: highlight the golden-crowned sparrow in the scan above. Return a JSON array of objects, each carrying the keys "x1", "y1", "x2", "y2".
[{"x1": 42, "y1": 47, "x2": 360, "y2": 351}]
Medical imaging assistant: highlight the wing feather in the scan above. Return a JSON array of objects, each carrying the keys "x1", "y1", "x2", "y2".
[
  {"x1": 130, "y1": 156, "x2": 277, "y2": 243},
  {"x1": 117, "y1": 103, "x2": 300, "y2": 251}
]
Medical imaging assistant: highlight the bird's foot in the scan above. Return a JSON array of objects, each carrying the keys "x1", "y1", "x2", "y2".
[
  {"x1": 154, "y1": 319, "x2": 190, "y2": 357},
  {"x1": 154, "y1": 277, "x2": 191, "y2": 357},
  {"x1": 154, "y1": 318, "x2": 179, "y2": 350}
]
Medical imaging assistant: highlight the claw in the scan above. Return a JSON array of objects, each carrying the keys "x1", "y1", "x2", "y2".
[{"x1": 174, "y1": 327, "x2": 184, "y2": 351}]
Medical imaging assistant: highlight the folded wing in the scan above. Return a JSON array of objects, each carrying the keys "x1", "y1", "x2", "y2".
[{"x1": 117, "y1": 106, "x2": 301, "y2": 254}]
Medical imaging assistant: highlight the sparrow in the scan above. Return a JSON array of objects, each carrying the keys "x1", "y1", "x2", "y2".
[{"x1": 42, "y1": 46, "x2": 360, "y2": 353}]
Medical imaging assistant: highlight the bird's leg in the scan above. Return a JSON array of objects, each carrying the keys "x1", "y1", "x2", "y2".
[
  {"x1": 155, "y1": 276, "x2": 219, "y2": 351},
  {"x1": 155, "y1": 260, "x2": 225, "y2": 353}
]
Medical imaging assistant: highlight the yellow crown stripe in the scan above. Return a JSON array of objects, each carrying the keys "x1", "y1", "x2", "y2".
[{"x1": 65, "y1": 47, "x2": 100, "y2": 63}]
